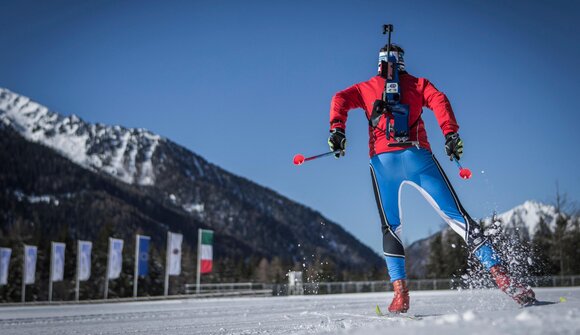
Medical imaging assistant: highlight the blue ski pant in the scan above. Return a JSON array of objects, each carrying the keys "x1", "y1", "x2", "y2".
[{"x1": 369, "y1": 147, "x2": 500, "y2": 282}]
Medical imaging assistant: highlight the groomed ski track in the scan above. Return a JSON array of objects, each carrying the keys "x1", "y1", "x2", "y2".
[{"x1": 1, "y1": 287, "x2": 578, "y2": 335}]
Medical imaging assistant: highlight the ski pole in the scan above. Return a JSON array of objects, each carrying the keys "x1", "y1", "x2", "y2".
[
  {"x1": 453, "y1": 157, "x2": 472, "y2": 179},
  {"x1": 293, "y1": 150, "x2": 341, "y2": 166}
]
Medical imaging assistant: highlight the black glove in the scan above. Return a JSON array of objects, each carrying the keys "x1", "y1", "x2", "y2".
[
  {"x1": 328, "y1": 128, "x2": 346, "y2": 158},
  {"x1": 445, "y1": 132, "x2": 463, "y2": 161}
]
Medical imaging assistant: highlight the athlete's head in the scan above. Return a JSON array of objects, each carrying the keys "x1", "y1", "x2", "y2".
[{"x1": 378, "y1": 44, "x2": 405, "y2": 73}]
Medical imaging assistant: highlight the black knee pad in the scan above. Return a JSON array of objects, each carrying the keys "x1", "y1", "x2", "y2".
[{"x1": 382, "y1": 227, "x2": 405, "y2": 257}]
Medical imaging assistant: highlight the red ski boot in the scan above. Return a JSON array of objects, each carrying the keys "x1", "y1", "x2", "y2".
[
  {"x1": 388, "y1": 279, "x2": 410, "y2": 313},
  {"x1": 490, "y1": 265, "x2": 536, "y2": 306}
]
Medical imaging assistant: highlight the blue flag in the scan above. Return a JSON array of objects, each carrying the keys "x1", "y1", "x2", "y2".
[{"x1": 137, "y1": 235, "x2": 150, "y2": 277}]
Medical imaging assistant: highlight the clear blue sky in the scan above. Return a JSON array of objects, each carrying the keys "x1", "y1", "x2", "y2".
[{"x1": 1, "y1": 0, "x2": 579, "y2": 253}]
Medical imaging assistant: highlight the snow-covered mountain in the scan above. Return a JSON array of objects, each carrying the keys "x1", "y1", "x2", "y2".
[
  {"x1": 0, "y1": 88, "x2": 160, "y2": 185},
  {"x1": 482, "y1": 200, "x2": 558, "y2": 240}
]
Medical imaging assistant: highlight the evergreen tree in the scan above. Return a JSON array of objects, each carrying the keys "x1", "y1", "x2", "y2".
[
  {"x1": 256, "y1": 258, "x2": 270, "y2": 283},
  {"x1": 531, "y1": 216, "x2": 555, "y2": 276},
  {"x1": 551, "y1": 185, "x2": 572, "y2": 275},
  {"x1": 269, "y1": 257, "x2": 287, "y2": 284},
  {"x1": 566, "y1": 216, "x2": 580, "y2": 274},
  {"x1": 443, "y1": 229, "x2": 468, "y2": 279},
  {"x1": 426, "y1": 232, "x2": 444, "y2": 278},
  {"x1": 552, "y1": 212, "x2": 570, "y2": 275}
]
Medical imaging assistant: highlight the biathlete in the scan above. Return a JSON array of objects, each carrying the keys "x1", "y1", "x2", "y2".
[{"x1": 326, "y1": 41, "x2": 536, "y2": 312}]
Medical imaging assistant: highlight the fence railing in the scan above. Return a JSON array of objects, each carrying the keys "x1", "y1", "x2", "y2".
[
  {"x1": 533, "y1": 275, "x2": 580, "y2": 287},
  {"x1": 269, "y1": 280, "x2": 449, "y2": 296},
  {"x1": 184, "y1": 282, "x2": 269, "y2": 295},
  {"x1": 185, "y1": 275, "x2": 580, "y2": 297}
]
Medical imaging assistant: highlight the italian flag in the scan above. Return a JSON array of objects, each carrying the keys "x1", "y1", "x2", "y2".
[{"x1": 199, "y1": 229, "x2": 213, "y2": 274}]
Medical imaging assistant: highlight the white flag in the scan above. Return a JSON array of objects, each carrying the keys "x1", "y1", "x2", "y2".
[
  {"x1": 51, "y1": 242, "x2": 65, "y2": 282},
  {"x1": 167, "y1": 232, "x2": 182, "y2": 276},
  {"x1": 107, "y1": 238, "x2": 124, "y2": 280},
  {"x1": 24, "y1": 245, "x2": 37, "y2": 284},
  {"x1": 78, "y1": 241, "x2": 92, "y2": 281},
  {"x1": 0, "y1": 248, "x2": 11, "y2": 285}
]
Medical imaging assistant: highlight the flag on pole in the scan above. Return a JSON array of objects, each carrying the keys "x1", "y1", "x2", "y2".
[
  {"x1": 200, "y1": 230, "x2": 213, "y2": 274},
  {"x1": 24, "y1": 245, "x2": 37, "y2": 284},
  {"x1": 137, "y1": 235, "x2": 150, "y2": 277},
  {"x1": 51, "y1": 242, "x2": 65, "y2": 282},
  {"x1": 0, "y1": 248, "x2": 11, "y2": 285},
  {"x1": 167, "y1": 232, "x2": 182, "y2": 276},
  {"x1": 78, "y1": 241, "x2": 92, "y2": 281},
  {"x1": 107, "y1": 238, "x2": 124, "y2": 280}
]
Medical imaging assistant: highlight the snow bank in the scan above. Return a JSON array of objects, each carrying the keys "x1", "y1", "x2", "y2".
[{"x1": 0, "y1": 287, "x2": 578, "y2": 335}]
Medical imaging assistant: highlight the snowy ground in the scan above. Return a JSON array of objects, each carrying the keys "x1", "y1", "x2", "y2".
[{"x1": 0, "y1": 287, "x2": 578, "y2": 335}]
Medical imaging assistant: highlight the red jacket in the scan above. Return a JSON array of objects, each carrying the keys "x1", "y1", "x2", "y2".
[{"x1": 329, "y1": 73, "x2": 459, "y2": 157}]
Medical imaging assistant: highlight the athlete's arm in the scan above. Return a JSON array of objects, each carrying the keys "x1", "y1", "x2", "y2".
[
  {"x1": 329, "y1": 84, "x2": 365, "y2": 131},
  {"x1": 421, "y1": 79, "x2": 459, "y2": 136}
]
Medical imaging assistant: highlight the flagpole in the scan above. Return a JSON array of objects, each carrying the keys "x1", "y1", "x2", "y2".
[
  {"x1": 75, "y1": 241, "x2": 80, "y2": 301},
  {"x1": 104, "y1": 238, "x2": 110, "y2": 300},
  {"x1": 164, "y1": 232, "x2": 170, "y2": 297},
  {"x1": 133, "y1": 235, "x2": 139, "y2": 298},
  {"x1": 21, "y1": 245, "x2": 26, "y2": 303},
  {"x1": 49, "y1": 242, "x2": 54, "y2": 303},
  {"x1": 196, "y1": 229, "x2": 202, "y2": 295}
]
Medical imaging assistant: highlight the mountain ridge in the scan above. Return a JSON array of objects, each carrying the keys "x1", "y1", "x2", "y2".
[
  {"x1": 0, "y1": 87, "x2": 161, "y2": 185},
  {"x1": 0, "y1": 87, "x2": 383, "y2": 285}
]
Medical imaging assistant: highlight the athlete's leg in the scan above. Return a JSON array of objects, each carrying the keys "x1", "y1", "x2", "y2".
[
  {"x1": 403, "y1": 148, "x2": 500, "y2": 269},
  {"x1": 370, "y1": 152, "x2": 407, "y2": 282},
  {"x1": 402, "y1": 148, "x2": 535, "y2": 305}
]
